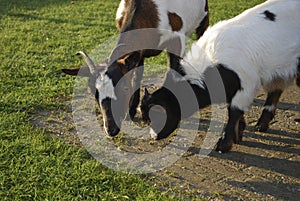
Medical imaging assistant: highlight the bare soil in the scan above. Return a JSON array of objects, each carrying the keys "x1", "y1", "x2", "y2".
[{"x1": 32, "y1": 83, "x2": 300, "y2": 201}]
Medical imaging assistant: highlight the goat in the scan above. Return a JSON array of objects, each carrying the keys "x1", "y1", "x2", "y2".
[
  {"x1": 62, "y1": 0, "x2": 209, "y2": 137},
  {"x1": 141, "y1": 0, "x2": 300, "y2": 153}
]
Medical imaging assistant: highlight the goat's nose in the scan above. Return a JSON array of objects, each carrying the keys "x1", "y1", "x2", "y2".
[{"x1": 107, "y1": 127, "x2": 120, "y2": 137}]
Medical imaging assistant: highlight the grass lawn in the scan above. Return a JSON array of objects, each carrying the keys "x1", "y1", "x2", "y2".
[{"x1": 0, "y1": 0, "x2": 264, "y2": 200}]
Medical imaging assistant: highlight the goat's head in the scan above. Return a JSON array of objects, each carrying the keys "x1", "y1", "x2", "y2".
[
  {"x1": 62, "y1": 50, "x2": 141, "y2": 137},
  {"x1": 140, "y1": 86, "x2": 181, "y2": 140}
]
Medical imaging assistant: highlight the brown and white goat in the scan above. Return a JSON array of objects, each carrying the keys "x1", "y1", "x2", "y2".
[
  {"x1": 63, "y1": 0, "x2": 209, "y2": 137},
  {"x1": 141, "y1": 0, "x2": 300, "y2": 153}
]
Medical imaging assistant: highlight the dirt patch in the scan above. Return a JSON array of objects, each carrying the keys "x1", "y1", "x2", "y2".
[{"x1": 31, "y1": 83, "x2": 300, "y2": 200}]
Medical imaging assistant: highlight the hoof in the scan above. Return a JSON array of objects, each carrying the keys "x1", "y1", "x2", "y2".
[
  {"x1": 216, "y1": 137, "x2": 233, "y2": 153},
  {"x1": 255, "y1": 122, "x2": 269, "y2": 132},
  {"x1": 239, "y1": 120, "x2": 246, "y2": 132}
]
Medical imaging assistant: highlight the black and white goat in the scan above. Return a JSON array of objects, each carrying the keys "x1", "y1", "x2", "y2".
[
  {"x1": 141, "y1": 0, "x2": 300, "y2": 153},
  {"x1": 62, "y1": 0, "x2": 209, "y2": 136}
]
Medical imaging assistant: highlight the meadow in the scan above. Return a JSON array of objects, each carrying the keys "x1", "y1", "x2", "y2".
[{"x1": 1, "y1": 0, "x2": 266, "y2": 200}]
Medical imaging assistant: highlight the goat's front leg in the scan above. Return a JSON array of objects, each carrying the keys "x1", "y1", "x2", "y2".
[
  {"x1": 216, "y1": 107, "x2": 244, "y2": 153},
  {"x1": 195, "y1": 13, "x2": 209, "y2": 39},
  {"x1": 167, "y1": 52, "x2": 185, "y2": 76},
  {"x1": 129, "y1": 59, "x2": 144, "y2": 119},
  {"x1": 256, "y1": 90, "x2": 282, "y2": 132}
]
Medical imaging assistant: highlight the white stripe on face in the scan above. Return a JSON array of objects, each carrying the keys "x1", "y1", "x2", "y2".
[{"x1": 95, "y1": 73, "x2": 117, "y2": 103}]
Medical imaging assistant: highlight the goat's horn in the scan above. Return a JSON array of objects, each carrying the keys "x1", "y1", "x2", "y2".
[{"x1": 76, "y1": 51, "x2": 97, "y2": 75}]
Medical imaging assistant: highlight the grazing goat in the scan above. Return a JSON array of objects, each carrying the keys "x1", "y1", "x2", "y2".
[
  {"x1": 63, "y1": 0, "x2": 209, "y2": 136},
  {"x1": 141, "y1": 0, "x2": 300, "y2": 153}
]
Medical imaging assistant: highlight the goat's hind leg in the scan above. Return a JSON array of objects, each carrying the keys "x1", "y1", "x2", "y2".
[
  {"x1": 237, "y1": 115, "x2": 246, "y2": 142},
  {"x1": 256, "y1": 89, "x2": 282, "y2": 132},
  {"x1": 216, "y1": 107, "x2": 244, "y2": 153}
]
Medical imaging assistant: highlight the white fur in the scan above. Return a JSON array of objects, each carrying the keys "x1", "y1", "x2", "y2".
[
  {"x1": 116, "y1": 0, "x2": 208, "y2": 57},
  {"x1": 150, "y1": 128, "x2": 158, "y2": 139},
  {"x1": 116, "y1": 0, "x2": 125, "y2": 20},
  {"x1": 182, "y1": 0, "x2": 300, "y2": 112},
  {"x1": 95, "y1": 73, "x2": 117, "y2": 102},
  {"x1": 264, "y1": 105, "x2": 276, "y2": 112},
  {"x1": 116, "y1": 0, "x2": 126, "y2": 22}
]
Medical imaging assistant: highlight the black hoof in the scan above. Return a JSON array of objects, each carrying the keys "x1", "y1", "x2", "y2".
[
  {"x1": 239, "y1": 120, "x2": 246, "y2": 132},
  {"x1": 216, "y1": 137, "x2": 233, "y2": 153},
  {"x1": 255, "y1": 122, "x2": 269, "y2": 132}
]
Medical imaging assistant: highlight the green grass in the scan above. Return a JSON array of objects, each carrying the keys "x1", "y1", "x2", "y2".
[{"x1": 0, "y1": 0, "x2": 264, "y2": 200}]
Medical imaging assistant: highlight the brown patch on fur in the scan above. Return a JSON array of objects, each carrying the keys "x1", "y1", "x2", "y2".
[
  {"x1": 117, "y1": 0, "x2": 159, "y2": 31},
  {"x1": 269, "y1": 90, "x2": 283, "y2": 109},
  {"x1": 168, "y1": 12, "x2": 183, "y2": 32},
  {"x1": 117, "y1": 52, "x2": 141, "y2": 74},
  {"x1": 116, "y1": 16, "x2": 124, "y2": 31},
  {"x1": 132, "y1": 0, "x2": 159, "y2": 29},
  {"x1": 116, "y1": 0, "x2": 136, "y2": 31},
  {"x1": 264, "y1": 78, "x2": 289, "y2": 92},
  {"x1": 117, "y1": 58, "x2": 128, "y2": 75}
]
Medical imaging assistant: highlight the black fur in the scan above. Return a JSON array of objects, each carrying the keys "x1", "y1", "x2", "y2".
[
  {"x1": 101, "y1": 98, "x2": 120, "y2": 136},
  {"x1": 141, "y1": 63, "x2": 242, "y2": 140},
  {"x1": 263, "y1": 10, "x2": 276, "y2": 21},
  {"x1": 196, "y1": 14, "x2": 209, "y2": 39},
  {"x1": 205, "y1": 64, "x2": 242, "y2": 103},
  {"x1": 216, "y1": 107, "x2": 244, "y2": 153},
  {"x1": 256, "y1": 90, "x2": 282, "y2": 132}
]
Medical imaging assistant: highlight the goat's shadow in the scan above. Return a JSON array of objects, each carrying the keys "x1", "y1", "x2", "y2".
[
  {"x1": 187, "y1": 124, "x2": 300, "y2": 177},
  {"x1": 226, "y1": 180, "x2": 300, "y2": 201}
]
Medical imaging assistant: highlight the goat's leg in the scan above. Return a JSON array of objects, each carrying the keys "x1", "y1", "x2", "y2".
[
  {"x1": 195, "y1": 13, "x2": 209, "y2": 39},
  {"x1": 237, "y1": 115, "x2": 246, "y2": 143},
  {"x1": 216, "y1": 107, "x2": 244, "y2": 153},
  {"x1": 129, "y1": 59, "x2": 144, "y2": 119},
  {"x1": 167, "y1": 52, "x2": 185, "y2": 76},
  {"x1": 256, "y1": 90, "x2": 282, "y2": 132}
]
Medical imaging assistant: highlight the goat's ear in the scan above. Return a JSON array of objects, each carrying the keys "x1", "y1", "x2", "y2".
[
  {"x1": 144, "y1": 87, "x2": 150, "y2": 97},
  {"x1": 143, "y1": 87, "x2": 151, "y2": 100},
  {"x1": 124, "y1": 51, "x2": 141, "y2": 70},
  {"x1": 61, "y1": 67, "x2": 91, "y2": 77}
]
